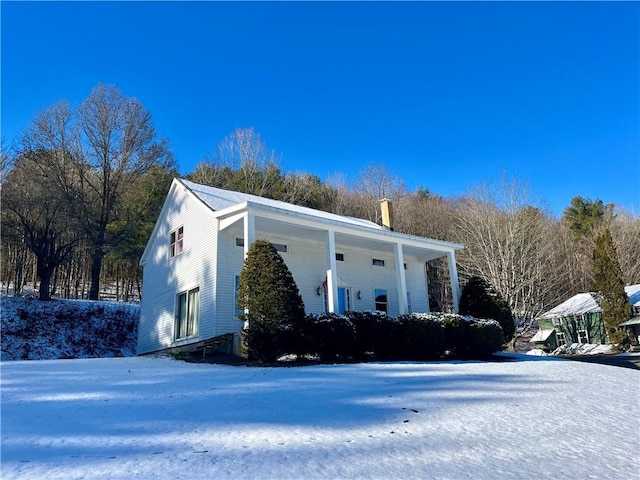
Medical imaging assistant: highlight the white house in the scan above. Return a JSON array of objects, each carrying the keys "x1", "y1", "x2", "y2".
[{"x1": 137, "y1": 179, "x2": 464, "y2": 355}]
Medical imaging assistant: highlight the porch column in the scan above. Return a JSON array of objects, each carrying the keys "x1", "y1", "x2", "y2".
[
  {"x1": 325, "y1": 229, "x2": 338, "y2": 313},
  {"x1": 394, "y1": 242, "x2": 408, "y2": 315},
  {"x1": 243, "y1": 210, "x2": 255, "y2": 259},
  {"x1": 447, "y1": 250, "x2": 461, "y2": 314}
]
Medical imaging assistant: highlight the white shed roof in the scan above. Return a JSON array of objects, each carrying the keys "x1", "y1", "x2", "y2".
[
  {"x1": 538, "y1": 284, "x2": 640, "y2": 319},
  {"x1": 625, "y1": 284, "x2": 640, "y2": 307},
  {"x1": 529, "y1": 329, "x2": 556, "y2": 343}
]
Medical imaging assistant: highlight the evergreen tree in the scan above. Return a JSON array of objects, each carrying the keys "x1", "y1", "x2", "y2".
[
  {"x1": 237, "y1": 239, "x2": 305, "y2": 361},
  {"x1": 592, "y1": 229, "x2": 630, "y2": 345},
  {"x1": 459, "y1": 276, "x2": 514, "y2": 342},
  {"x1": 563, "y1": 196, "x2": 606, "y2": 236}
]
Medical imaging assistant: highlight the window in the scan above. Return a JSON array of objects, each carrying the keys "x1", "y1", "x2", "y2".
[
  {"x1": 372, "y1": 258, "x2": 385, "y2": 267},
  {"x1": 170, "y1": 226, "x2": 184, "y2": 258},
  {"x1": 336, "y1": 253, "x2": 344, "y2": 261},
  {"x1": 175, "y1": 287, "x2": 199, "y2": 339},
  {"x1": 236, "y1": 238, "x2": 287, "y2": 253},
  {"x1": 556, "y1": 332, "x2": 566, "y2": 346},
  {"x1": 578, "y1": 329, "x2": 589, "y2": 344},
  {"x1": 374, "y1": 289, "x2": 388, "y2": 313},
  {"x1": 272, "y1": 243, "x2": 288, "y2": 253},
  {"x1": 407, "y1": 292, "x2": 412, "y2": 314}
]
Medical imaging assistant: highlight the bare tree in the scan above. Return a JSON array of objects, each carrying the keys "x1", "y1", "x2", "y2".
[
  {"x1": 2, "y1": 155, "x2": 79, "y2": 300},
  {"x1": 215, "y1": 127, "x2": 283, "y2": 198},
  {"x1": 610, "y1": 209, "x2": 640, "y2": 285},
  {"x1": 0, "y1": 138, "x2": 12, "y2": 187},
  {"x1": 186, "y1": 159, "x2": 233, "y2": 188},
  {"x1": 75, "y1": 84, "x2": 173, "y2": 299},
  {"x1": 454, "y1": 176, "x2": 569, "y2": 350},
  {"x1": 352, "y1": 163, "x2": 407, "y2": 223}
]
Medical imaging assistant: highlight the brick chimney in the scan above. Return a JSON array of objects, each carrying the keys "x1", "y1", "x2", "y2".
[{"x1": 380, "y1": 198, "x2": 394, "y2": 231}]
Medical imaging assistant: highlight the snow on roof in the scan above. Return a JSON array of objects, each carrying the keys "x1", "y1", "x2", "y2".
[
  {"x1": 180, "y1": 178, "x2": 384, "y2": 231},
  {"x1": 529, "y1": 329, "x2": 556, "y2": 343},
  {"x1": 539, "y1": 284, "x2": 640, "y2": 319},
  {"x1": 538, "y1": 293, "x2": 600, "y2": 319},
  {"x1": 625, "y1": 284, "x2": 640, "y2": 307},
  {"x1": 619, "y1": 316, "x2": 640, "y2": 327}
]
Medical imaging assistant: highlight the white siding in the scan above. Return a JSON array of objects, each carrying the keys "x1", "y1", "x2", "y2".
[
  {"x1": 139, "y1": 183, "x2": 435, "y2": 355},
  {"x1": 137, "y1": 184, "x2": 218, "y2": 354},
  {"x1": 214, "y1": 232, "x2": 245, "y2": 335},
  {"x1": 214, "y1": 235, "x2": 430, "y2": 320}
]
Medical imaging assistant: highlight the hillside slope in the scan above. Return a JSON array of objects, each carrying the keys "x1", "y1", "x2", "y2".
[{"x1": 1, "y1": 296, "x2": 139, "y2": 361}]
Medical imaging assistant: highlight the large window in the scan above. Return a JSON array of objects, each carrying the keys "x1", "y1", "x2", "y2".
[
  {"x1": 170, "y1": 226, "x2": 184, "y2": 258},
  {"x1": 374, "y1": 289, "x2": 388, "y2": 313},
  {"x1": 176, "y1": 287, "x2": 199, "y2": 339}
]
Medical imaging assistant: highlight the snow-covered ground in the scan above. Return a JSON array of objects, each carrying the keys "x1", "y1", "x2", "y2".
[
  {"x1": 1, "y1": 296, "x2": 139, "y2": 361},
  {"x1": 2, "y1": 354, "x2": 638, "y2": 480}
]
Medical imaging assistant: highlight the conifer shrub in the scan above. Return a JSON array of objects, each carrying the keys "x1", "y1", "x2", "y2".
[
  {"x1": 392, "y1": 314, "x2": 445, "y2": 360},
  {"x1": 237, "y1": 239, "x2": 306, "y2": 362},
  {"x1": 346, "y1": 311, "x2": 395, "y2": 360},
  {"x1": 459, "y1": 276, "x2": 514, "y2": 342}
]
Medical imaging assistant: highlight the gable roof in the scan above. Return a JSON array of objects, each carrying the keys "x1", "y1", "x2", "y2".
[
  {"x1": 180, "y1": 179, "x2": 386, "y2": 231},
  {"x1": 178, "y1": 179, "x2": 464, "y2": 250},
  {"x1": 538, "y1": 284, "x2": 640, "y2": 319},
  {"x1": 141, "y1": 178, "x2": 464, "y2": 265}
]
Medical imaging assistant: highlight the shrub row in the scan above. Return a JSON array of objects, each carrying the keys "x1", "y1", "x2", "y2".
[{"x1": 253, "y1": 311, "x2": 504, "y2": 362}]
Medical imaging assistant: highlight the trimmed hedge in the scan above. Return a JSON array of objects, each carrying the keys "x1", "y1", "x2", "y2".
[
  {"x1": 306, "y1": 313, "x2": 356, "y2": 361},
  {"x1": 394, "y1": 314, "x2": 445, "y2": 360},
  {"x1": 345, "y1": 311, "x2": 395, "y2": 360},
  {"x1": 250, "y1": 310, "x2": 504, "y2": 362}
]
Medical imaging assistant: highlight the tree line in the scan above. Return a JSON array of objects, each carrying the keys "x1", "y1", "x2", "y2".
[{"x1": 2, "y1": 84, "x2": 638, "y2": 338}]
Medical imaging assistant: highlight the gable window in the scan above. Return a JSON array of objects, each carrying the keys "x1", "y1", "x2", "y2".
[
  {"x1": 170, "y1": 226, "x2": 184, "y2": 258},
  {"x1": 372, "y1": 258, "x2": 385, "y2": 267},
  {"x1": 235, "y1": 237, "x2": 244, "y2": 248},
  {"x1": 374, "y1": 289, "x2": 388, "y2": 313},
  {"x1": 175, "y1": 287, "x2": 199, "y2": 340}
]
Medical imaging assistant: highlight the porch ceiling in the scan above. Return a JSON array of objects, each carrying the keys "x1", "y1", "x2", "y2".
[{"x1": 222, "y1": 214, "x2": 450, "y2": 261}]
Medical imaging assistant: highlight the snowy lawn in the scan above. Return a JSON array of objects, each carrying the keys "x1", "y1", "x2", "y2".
[{"x1": 2, "y1": 354, "x2": 638, "y2": 480}]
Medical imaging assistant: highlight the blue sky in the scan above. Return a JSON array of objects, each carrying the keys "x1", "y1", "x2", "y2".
[{"x1": 2, "y1": 1, "x2": 638, "y2": 216}]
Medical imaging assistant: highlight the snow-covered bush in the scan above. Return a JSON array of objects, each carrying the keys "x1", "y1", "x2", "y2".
[
  {"x1": 306, "y1": 313, "x2": 356, "y2": 361},
  {"x1": 345, "y1": 311, "x2": 394, "y2": 359},
  {"x1": 394, "y1": 313, "x2": 446, "y2": 360}
]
